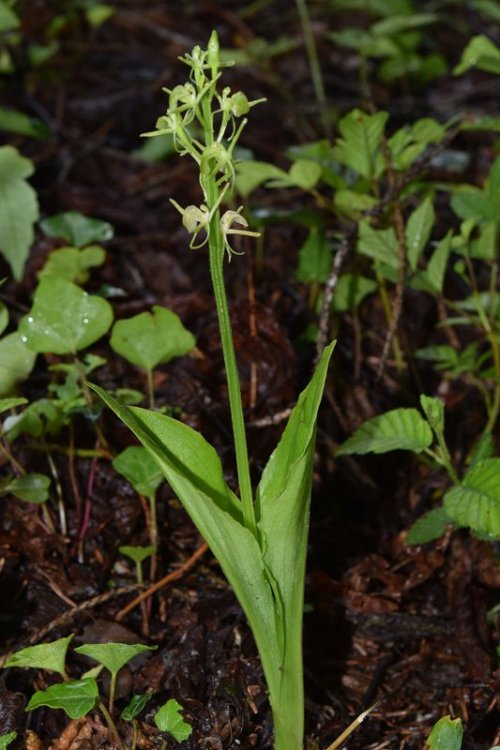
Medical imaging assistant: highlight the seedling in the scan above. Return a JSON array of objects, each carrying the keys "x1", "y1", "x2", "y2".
[
  {"x1": 154, "y1": 698, "x2": 192, "y2": 743},
  {"x1": 109, "y1": 306, "x2": 195, "y2": 408},
  {"x1": 119, "y1": 545, "x2": 156, "y2": 633},
  {"x1": 92, "y1": 32, "x2": 334, "y2": 750}
]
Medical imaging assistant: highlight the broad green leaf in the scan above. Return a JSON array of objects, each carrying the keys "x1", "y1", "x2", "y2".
[
  {"x1": 331, "y1": 274, "x2": 377, "y2": 312},
  {"x1": 119, "y1": 545, "x2": 156, "y2": 564},
  {"x1": 0, "y1": 397, "x2": 27, "y2": 414},
  {"x1": 406, "y1": 506, "x2": 452, "y2": 544},
  {"x1": 0, "y1": 332, "x2": 37, "y2": 396},
  {"x1": 3, "y1": 473, "x2": 51, "y2": 504},
  {"x1": 470, "y1": 221, "x2": 497, "y2": 261},
  {"x1": 39, "y1": 245, "x2": 106, "y2": 284},
  {"x1": 333, "y1": 190, "x2": 378, "y2": 218},
  {"x1": 2, "y1": 399, "x2": 64, "y2": 441},
  {"x1": 40, "y1": 211, "x2": 114, "y2": 248},
  {"x1": 113, "y1": 446, "x2": 163, "y2": 499},
  {"x1": 295, "y1": 228, "x2": 331, "y2": 283},
  {"x1": 19, "y1": 276, "x2": 113, "y2": 354},
  {"x1": 371, "y1": 12, "x2": 438, "y2": 36},
  {"x1": 235, "y1": 161, "x2": 288, "y2": 197},
  {"x1": 74, "y1": 643, "x2": 156, "y2": 677},
  {"x1": 4, "y1": 635, "x2": 73, "y2": 676},
  {"x1": 357, "y1": 220, "x2": 399, "y2": 269},
  {"x1": 426, "y1": 716, "x2": 463, "y2": 750},
  {"x1": 89, "y1": 382, "x2": 281, "y2": 678},
  {"x1": 415, "y1": 345, "x2": 458, "y2": 371},
  {"x1": 336, "y1": 408, "x2": 433, "y2": 455},
  {"x1": 333, "y1": 109, "x2": 388, "y2": 180},
  {"x1": 0, "y1": 146, "x2": 39, "y2": 281},
  {"x1": 405, "y1": 197, "x2": 435, "y2": 270},
  {"x1": 121, "y1": 692, "x2": 152, "y2": 721},
  {"x1": 468, "y1": 433, "x2": 495, "y2": 467},
  {"x1": 450, "y1": 187, "x2": 495, "y2": 222},
  {"x1": 110, "y1": 306, "x2": 195, "y2": 370},
  {"x1": 85, "y1": 3, "x2": 115, "y2": 26},
  {"x1": 0, "y1": 732, "x2": 17, "y2": 750},
  {"x1": 287, "y1": 159, "x2": 322, "y2": 190},
  {"x1": 444, "y1": 459, "x2": 500, "y2": 538},
  {"x1": 26, "y1": 678, "x2": 98, "y2": 719},
  {"x1": 255, "y1": 342, "x2": 334, "y2": 750},
  {"x1": 454, "y1": 35, "x2": 500, "y2": 75},
  {"x1": 154, "y1": 699, "x2": 192, "y2": 742}
]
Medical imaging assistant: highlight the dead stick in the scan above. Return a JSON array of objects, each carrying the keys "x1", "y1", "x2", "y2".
[{"x1": 116, "y1": 542, "x2": 208, "y2": 621}]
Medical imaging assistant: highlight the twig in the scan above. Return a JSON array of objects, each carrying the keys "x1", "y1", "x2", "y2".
[{"x1": 316, "y1": 233, "x2": 353, "y2": 361}]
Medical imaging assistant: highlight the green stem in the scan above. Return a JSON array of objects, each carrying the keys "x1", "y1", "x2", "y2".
[{"x1": 99, "y1": 700, "x2": 124, "y2": 750}]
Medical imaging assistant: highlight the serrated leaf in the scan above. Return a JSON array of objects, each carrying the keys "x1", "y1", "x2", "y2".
[
  {"x1": 419, "y1": 395, "x2": 445, "y2": 435},
  {"x1": 26, "y1": 678, "x2": 98, "y2": 719},
  {"x1": 425, "y1": 716, "x2": 463, "y2": 750},
  {"x1": 444, "y1": 458, "x2": 500, "y2": 537},
  {"x1": 4, "y1": 636, "x2": 73, "y2": 676},
  {"x1": 336, "y1": 408, "x2": 433, "y2": 456},
  {"x1": 74, "y1": 643, "x2": 156, "y2": 677},
  {"x1": 39, "y1": 245, "x2": 106, "y2": 284},
  {"x1": 0, "y1": 146, "x2": 39, "y2": 281},
  {"x1": 406, "y1": 197, "x2": 435, "y2": 270},
  {"x1": 121, "y1": 692, "x2": 152, "y2": 721},
  {"x1": 333, "y1": 189, "x2": 378, "y2": 219},
  {"x1": 154, "y1": 699, "x2": 192, "y2": 742},
  {"x1": 112, "y1": 446, "x2": 163, "y2": 499},
  {"x1": 331, "y1": 273, "x2": 377, "y2": 312},
  {"x1": 0, "y1": 332, "x2": 37, "y2": 396},
  {"x1": 0, "y1": 732, "x2": 16, "y2": 750},
  {"x1": 19, "y1": 276, "x2": 113, "y2": 355},
  {"x1": 109, "y1": 306, "x2": 195, "y2": 371},
  {"x1": 40, "y1": 211, "x2": 114, "y2": 247},
  {"x1": 454, "y1": 35, "x2": 500, "y2": 75},
  {"x1": 4, "y1": 473, "x2": 51, "y2": 504},
  {"x1": 406, "y1": 506, "x2": 452, "y2": 544},
  {"x1": 357, "y1": 220, "x2": 399, "y2": 269},
  {"x1": 333, "y1": 109, "x2": 388, "y2": 180}
]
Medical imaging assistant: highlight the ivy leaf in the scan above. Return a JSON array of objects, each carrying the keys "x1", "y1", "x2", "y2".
[
  {"x1": 39, "y1": 245, "x2": 106, "y2": 284},
  {"x1": 40, "y1": 211, "x2": 113, "y2": 248},
  {"x1": 109, "y1": 306, "x2": 195, "y2": 370},
  {"x1": 4, "y1": 636, "x2": 73, "y2": 677},
  {"x1": 113, "y1": 446, "x2": 163, "y2": 499},
  {"x1": 406, "y1": 506, "x2": 453, "y2": 545},
  {"x1": 19, "y1": 276, "x2": 113, "y2": 355},
  {"x1": 74, "y1": 643, "x2": 156, "y2": 678},
  {"x1": 425, "y1": 716, "x2": 463, "y2": 750},
  {"x1": 119, "y1": 545, "x2": 156, "y2": 565},
  {"x1": 0, "y1": 146, "x2": 39, "y2": 281},
  {"x1": 406, "y1": 196, "x2": 435, "y2": 270},
  {"x1": 444, "y1": 458, "x2": 500, "y2": 538},
  {"x1": 26, "y1": 678, "x2": 98, "y2": 719},
  {"x1": 336, "y1": 408, "x2": 433, "y2": 456},
  {"x1": 0, "y1": 332, "x2": 37, "y2": 396},
  {"x1": 154, "y1": 699, "x2": 193, "y2": 742}
]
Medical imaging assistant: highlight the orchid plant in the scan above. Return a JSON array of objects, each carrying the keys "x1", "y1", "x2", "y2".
[{"x1": 91, "y1": 32, "x2": 334, "y2": 750}]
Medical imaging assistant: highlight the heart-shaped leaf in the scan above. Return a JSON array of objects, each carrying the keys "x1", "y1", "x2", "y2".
[
  {"x1": 0, "y1": 332, "x2": 37, "y2": 396},
  {"x1": 110, "y1": 306, "x2": 195, "y2": 370},
  {"x1": 40, "y1": 211, "x2": 113, "y2": 247},
  {"x1": 3, "y1": 473, "x2": 51, "y2": 504},
  {"x1": 74, "y1": 643, "x2": 156, "y2": 678},
  {"x1": 154, "y1": 699, "x2": 192, "y2": 742},
  {"x1": 112, "y1": 446, "x2": 163, "y2": 499},
  {"x1": 4, "y1": 635, "x2": 73, "y2": 676},
  {"x1": 39, "y1": 245, "x2": 106, "y2": 284},
  {"x1": 26, "y1": 678, "x2": 98, "y2": 719},
  {"x1": 19, "y1": 276, "x2": 113, "y2": 354}
]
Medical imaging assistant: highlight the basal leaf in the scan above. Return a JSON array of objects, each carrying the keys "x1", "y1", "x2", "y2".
[
  {"x1": 444, "y1": 458, "x2": 500, "y2": 538},
  {"x1": 425, "y1": 716, "x2": 463, "y2": 750},
  {"x1": 112, "y1": 445, "x2": 163, "y2": 499},
  {"x1": 0, "y1": 332, "x2": 37, "y2": 396},
  {"x1": 110, "y1": 306, "x2": 195, "y2": 370},
  {"x1": 406, "y1": 506, "x2": 452, "y2": 545},
  {"x1": 89, "y1": 384, "x2": 282, "y2": 695},
  {"x1": 154, "y1": 698, "x2": 192, "y2": 742},
  {"x1": 0, "y1": 146, "x2": 39, "y2": 281},
  {"x1": 336, "y1": 408, "x2": 433, "y2": 455},
  {"x1": 406, "y1": 196, "x2": 435, "y2": 271},
  {"x1": 4, "y1": 635, "x2": 73, "y2": 676},
  {"x1": 19, "y1": 276, "x2": 113, "y2": 354},
  {"x1": 26, "y1": 678, "x2": 98, "y2": 719},
  {"x1": 333, "y1": 109, "x2": 388, "y2": 180},
  {"x1": 74, "y1": 643, "x2": 156, "y2": 677},
  {"x1": 40, "y1": 211, "x2": 114, "y2": 248}
]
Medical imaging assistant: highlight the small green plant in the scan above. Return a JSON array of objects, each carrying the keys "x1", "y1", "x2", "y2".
[
  {"x1": 336, "y1": 394, "x2": 500, "y2": 543},
  {"x1": 91, "y1": 32, "x2": 334, "y2": 750}
]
